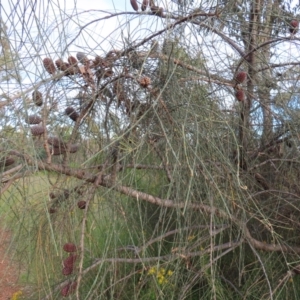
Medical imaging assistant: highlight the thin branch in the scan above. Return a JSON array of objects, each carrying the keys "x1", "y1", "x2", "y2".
[
  {"x1": 1, "y1": 164, "x2": 22, "y2": 177},
  {"x1": 137, "y1": 224, "x2": 229, "y2": 254},
  {"x1": 249, "y1": 158, "x2": 300, "y2": 171},
  {"x1": 150, "y1": 141, "x2": 172, "y2": 183},
  {"x1": 9, "y1": 151, "x2": 300, "y2": 255},
  {"x1": 42, "y1": 240, "x2": 240, "y2": 300}
]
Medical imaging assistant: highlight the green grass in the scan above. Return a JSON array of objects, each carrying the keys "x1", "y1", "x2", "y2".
[
  {"x1": 5, "y1": 166, "x2": 296, "y2": 299},
  {"x1": 0, "y1": 172, "x2": 158, "y2": 299}
]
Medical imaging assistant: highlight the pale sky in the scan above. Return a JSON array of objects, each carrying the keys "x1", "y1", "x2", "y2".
[
  {"x1": 0, "y1": 0, "x2": 163, "y2": 78},
  {"x1": 0, "y1": 0, "x2": 170, "y2": 94}
]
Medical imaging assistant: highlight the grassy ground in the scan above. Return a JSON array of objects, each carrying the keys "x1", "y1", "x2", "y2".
[{"x1": 0, "y1": 173, "x2": 148, "y2": 299}]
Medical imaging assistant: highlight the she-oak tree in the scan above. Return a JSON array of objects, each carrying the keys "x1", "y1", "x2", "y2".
[{"x1": 1, "y1": 0, "x2": 300, "y2": 298}]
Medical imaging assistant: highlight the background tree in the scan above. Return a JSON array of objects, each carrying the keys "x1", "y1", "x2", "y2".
[{"x1": 1, "y1": 0, "x2": 300, "y2": 299}]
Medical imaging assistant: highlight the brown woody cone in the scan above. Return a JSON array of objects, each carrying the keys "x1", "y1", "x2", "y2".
[
  {"x1": 25, "y1": 115, "x2": 42, "y2": 125},
  {"x1": 142, "y1": 0, "x2": 149, "y2": 11},
  {"x1": 235, "y1": 90, "x2": 245, "y2": 102},
  {"x1": 55, "y1": 59, "x2": 65, "y2": 70},
  {"x1": 51, "y1": 147, "x2": 64, "y2": 155},
  {"x1": 66, "y1": 66, "x2": 77, "y2": 75},
  {"x1": 32, "y1": 91, "x2": 43, "y2": 106},
  {"x1": 93, "y1": 55, "x2": 105, "y2": 68},
  {"x1": 67, "y1": 57, "x2": 78, "y2": 75},
  {"x1": 47, "y1": 137, "x2": 65, "y2": 148},
  {"x1": 63, "y1": 243, "x2": 77, "y2": 253},
  {"x1": 150, "y1": 5, "x2": 164, "y2": 16},
  {"x1": 77, "y1": 200, "x2": 86, "y2": 209},
  {"x1": 61, "y1": 284, "x2": 70, "y2": 297},
  {"x1": 48, "y1": 207, "x2": 56, "y2": 214},
  {"x1": 234, "y1": 71, "x2": 247, "y2": 84},
  {"x1": 68, "y1": 56, "x2": 78, "y2": 66},
  {"x1": 31, "y1": 125, "x2": 45, "y2": 136},
  {"x1": 43, "y1": 58, "x2": 56, "y2": 75},
  {"x1": 130, "y1": 0, "x2": 139, "y2": 11},
  {"x1": 61, "y1": 282, "x2": 77, "y2": 297},
  {"x1": 70, "y1": 144, "x2": 79, "y2": 153},
  {"x1": 49, "y1": 192, "x2": 56, "y2": 199},
  {"x1": 51, "y1": 144, "x2": 78, "y2": 155},
  {"x1": 62, "y1": 266, "x2": 73, "y2": 276},
  {"x1": 63, "y1": 254, "x2": 77, "y2": 268},
  {"x1": 0, "y1": 157, "x2": 15, "y2": 167},
  {"x1": 138, "y1": 76, "x2": 151, "y2": 88},
  {"x1": 65, "y1": 107, "x2": 79, "y2": 122},
  {"x1": 55, "y1": 59, "x2": 74, "y2": 75},
  {"x1": 289, "y1": 19, "x2": 299, "y2": 34}
]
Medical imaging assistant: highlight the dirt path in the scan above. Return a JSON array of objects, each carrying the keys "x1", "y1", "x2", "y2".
[{"x1": 0, "y1": 227, "x2": 24, "y2": 300}]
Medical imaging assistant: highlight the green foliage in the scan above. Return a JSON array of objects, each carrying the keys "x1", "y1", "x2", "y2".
[
  {"x1": 0, "y1": 20, "x2": 20, "y2": 82},
  {"x1": 2, "y1": 1, "x2": 300, "y2": 299}
]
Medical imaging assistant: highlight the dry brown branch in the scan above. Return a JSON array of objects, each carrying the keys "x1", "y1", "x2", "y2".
[
  {"x1": 0, "y1": 164, "x2": 23, "y2": 178},
  {"x1": 8, "y1": 149, "x2": 300, "y2": 256}
]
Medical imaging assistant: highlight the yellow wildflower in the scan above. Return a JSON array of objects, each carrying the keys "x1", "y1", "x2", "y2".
[
  {"x1": 147, "y1": 266, "x2": 156, "y2": 275},
  {"x1": 158, "y1": 277, "x2": 168, "y2": 285},
  {"x1": 187, "y1": 235, "x2": 196, "y2": 241},
  {"x1": 11, "y1": 291, "x2": 22, "y2": 300},
  {"x1": 158, "y1": 268, "x2": 166, "y2": 276}
]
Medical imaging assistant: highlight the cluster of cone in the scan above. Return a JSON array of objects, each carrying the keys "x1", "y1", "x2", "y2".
[
  {"x1": 42, "y1": 52, "x2": 115, "y2": 79},
  {"x1": 47, "y1": 136, "x2": 79, "y2": 156},
  {"x1": 43, "y1": 56, "x2": 80, "y2": 76},
  {"x1": 61, "y1": 243, "x2": 78, "y2": 297},
  {"x1": 232, "y1": 19, "x2": 298, "y2": 102},
  {"x1": 28, "y1": 112, "x2": 80, "y2": 155},
  {"x1": 130, "y1": 0, "x2": 164, "y2": 16},
  {"x1": 29, "y1": 90, "x2": 45, "y2": 136},
  {"x1": 48, "y1": 187, "x2": 86, "y2": 213},
  {"x1": 43, "y1": 48, "x2": 156, "y2": 120},
  {"x1": 30, "y1": 61, "x2": 83, "y2": 154},
  {"x1": 234, "y1": 71, "x2": 247, "y2": 102}
]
